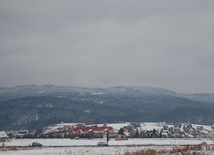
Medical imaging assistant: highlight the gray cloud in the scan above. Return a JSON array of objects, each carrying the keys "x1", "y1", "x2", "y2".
[{"x1": 0, "y1": 0, "x2": 214, "y2": 93}]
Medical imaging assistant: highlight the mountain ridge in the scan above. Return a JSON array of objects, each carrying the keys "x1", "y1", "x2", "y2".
[{"x1": 1, "y1": 85, "x2": 214, "y2": 130}]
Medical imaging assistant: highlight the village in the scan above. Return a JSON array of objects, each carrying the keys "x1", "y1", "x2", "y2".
[{"x1": 2, "y1": 122, "x2": 214, "y2": 142}]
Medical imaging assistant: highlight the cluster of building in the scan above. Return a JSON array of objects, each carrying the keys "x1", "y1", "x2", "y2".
[
  {"x1": 139, "y1": 123, "x2": 214, "y2": 138},
  {"x1": 6, "y1": 130, "x2": 38, "y2": 139},
  {"x1": 42, "y1": 123, "x2": 116, "y2": 138},
  {"x1": 2, "y1": 122, "x2": 214, "y2": 140},
  {"x1": 41, "y1": 122, "x2": 214, "y2": 139},
  {"x1": 127, "y1": 122, "x2": 214, "y2": 138}
]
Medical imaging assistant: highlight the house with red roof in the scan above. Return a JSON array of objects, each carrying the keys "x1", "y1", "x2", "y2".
[{"x1": 44, "y1": 125, "x2": 116, "y2": 138}]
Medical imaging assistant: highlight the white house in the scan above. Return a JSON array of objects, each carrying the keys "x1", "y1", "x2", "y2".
[{"x1": 0, "y1": 131, "x2": 8, "y2": 142}]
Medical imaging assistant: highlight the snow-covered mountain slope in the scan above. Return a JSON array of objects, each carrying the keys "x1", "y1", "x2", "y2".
[
  {"x1": 0, "y1": 85, "x2": 214, "y2": 130},
  {"x1": 186, "y1": 93, "x2": 214, "y2": 104}
]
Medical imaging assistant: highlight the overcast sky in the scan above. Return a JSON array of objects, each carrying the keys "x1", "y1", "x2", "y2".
[{"x1": 0, "y1": 0, "x2": 214, "y2": 93}]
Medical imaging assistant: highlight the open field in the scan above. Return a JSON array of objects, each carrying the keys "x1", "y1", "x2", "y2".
[
  {"x1": 1, "y1": 146, "x2": 149, "y2": 155},
  {"x1": 3, "y1": 138, "x2": 214, "y2": 147},
  {"x1": 1, "y1": 138, "x2": 214, "y2": 155}
]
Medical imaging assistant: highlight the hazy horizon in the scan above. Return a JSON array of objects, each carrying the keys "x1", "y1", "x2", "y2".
[
  {"x1": 1, "y1": 0, "x2": 214, "y2": 94},
  {"x1": 1, "y1": 84, "x2": 214, "y2": 94}
]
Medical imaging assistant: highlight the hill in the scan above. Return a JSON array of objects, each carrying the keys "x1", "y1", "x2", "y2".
[{"x1": 0, "y1": 85, "x2": 214, "y2": 130}]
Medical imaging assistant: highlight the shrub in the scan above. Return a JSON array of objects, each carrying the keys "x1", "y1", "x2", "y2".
[
  {"x1": 9, "y1": 146, "x2": 17, "y2": 150},
  {"x1": 124, "y1": 144, "x2": 207, "y2": 155}
]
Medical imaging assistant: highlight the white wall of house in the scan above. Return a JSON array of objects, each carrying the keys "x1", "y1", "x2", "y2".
[{"x1": 0, "y1": 131, "x2": 8, "y2": 142}]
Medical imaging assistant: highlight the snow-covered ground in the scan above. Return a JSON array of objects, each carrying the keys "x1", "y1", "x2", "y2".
[
  {"x1": 1, "y1": 138, "x2": 214, "y2": 155},
  {"x1": 3, "y1": 138, "x2": 214, "y2": 147},
  {"x1": 0, "y1": 146, "x2": 161, "y2": 155}
]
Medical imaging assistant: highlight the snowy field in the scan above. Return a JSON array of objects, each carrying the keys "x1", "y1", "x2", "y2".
[
  {"x1": 1, "y1": 146, "x2": 155, "y2": 155},
  {"x1": 1, "y1": 138, "x2": 214, "y2": 155},
  {"x1": 3, "y1": 138, "x2": 214, "y2": 147}
]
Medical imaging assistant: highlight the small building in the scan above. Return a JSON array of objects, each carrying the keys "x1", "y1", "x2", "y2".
[
  {"x1": 196, "y1": 126, "x2": 204, "y2": 131},
  {"x1": 0, "y1": 131, "x2": 8, "y2": 142}
]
